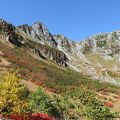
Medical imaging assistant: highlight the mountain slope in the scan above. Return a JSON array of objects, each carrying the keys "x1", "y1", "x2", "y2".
[
  {"x1": 0, "y1": 19, "x2": 120, "y2": 118},
  {"x1": 0, "y1": 19, "x2": 120, "y2": 85}
]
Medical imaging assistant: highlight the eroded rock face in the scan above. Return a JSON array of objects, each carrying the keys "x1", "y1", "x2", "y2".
[
  {"x1": 0, "y1": 19, "x2": 15, "y2": 33},
  {"x1": 0, "y1": 19, "x2": 68, "y2": 66},
  {"x1": 53, "y1": 35, "x2": 73, "y2": 52},
  {"x1": 80, "y1": 32, "x2": 120, "y2": 60},
  {"x1": 0, "y1": 19, "x2": 24, "y2": 46},
  {"x1": 17, "y1": 22, "x2": 58, "y2": 47},
  {"x1": 53, "y1": 33, "x2": 120, "y2": 84},
  {"x1": 25, "y1": 40, "x2": 68, "y2": 66}
]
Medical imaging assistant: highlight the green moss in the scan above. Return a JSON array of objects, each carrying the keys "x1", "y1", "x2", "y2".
[
  {"x1": 111, "y1": 32, "x2": 118, "y2": 41},
  {"x1": 97, "y1": 40, "x2": 107, "y2": 47},
  {"x1": 95, "y1": 34, "x2": 107, "y2": 40}
]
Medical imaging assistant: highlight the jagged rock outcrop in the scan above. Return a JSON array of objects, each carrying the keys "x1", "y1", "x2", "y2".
[
  {"x1": 17, "y1": 22, "x2": 57, "y2": 47},
  {"x1": 25, "y1": 40, "x2": 68, "y2": 66},
  {"x1": 0, "y1": 19, "x2": 24, "y2": 46},
  {"x1": 80, "y1": 32, "x2": 120, "y2": 60},
  {"x1": 0, "y1": 19, "x2": 68, "y2": 66},
  {"x1": 53, "y1": 33, "x2": 120, "y2": 84}
]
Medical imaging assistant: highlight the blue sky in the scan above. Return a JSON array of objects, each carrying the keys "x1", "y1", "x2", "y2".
[{"x1": 0, "y1": 0, "x2": 120, "y2": 40}]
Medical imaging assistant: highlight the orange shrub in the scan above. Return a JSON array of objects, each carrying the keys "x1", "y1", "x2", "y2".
[
  {"x1": 4, "y1": 113, "x2": 56, "y2": 120},
  {"x1": 104, "y1": 101, "x2": 114, "y2": 108}
]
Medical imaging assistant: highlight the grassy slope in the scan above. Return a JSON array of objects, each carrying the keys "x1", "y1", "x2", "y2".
[
  {"x1": 86, "y1": 53, "x2": 120, "y2": 82},
  {"x1": 86, "y1": 53, "x2": 117, "y2": 69},
  {"x1": 0, "y1": 41, "x2": 119, "y2": 94}
]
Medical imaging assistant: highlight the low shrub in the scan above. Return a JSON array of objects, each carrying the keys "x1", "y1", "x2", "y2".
[
  {"x1": 64, "y1": 89, "x2": 118, "y2": 120},
  {"x1": 0, "y1": 72, "x2": 29, "y2": 114},
  {"x1": 104, "y1": 101, "x2": 114, "y2": 108},
  {"x1": 4, "y1": 113, "x2": 56, "y2": 120}
]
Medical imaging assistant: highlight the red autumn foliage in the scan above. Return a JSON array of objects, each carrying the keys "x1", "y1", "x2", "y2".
[
  {"x1": 104, "y1": 101, "x2": 114, "y2": 108},
  {"x1": 0, "y1": 114, "x2": 2, "y2": 119},
  {"x1": 31, "y1": 113, "x2": 56, "y2": 120},
  {"x1": 33, "y1": 80, "x2": 43, "y2": 86},
  {"x1": 5, "y1": 114, "x2": 24, "y2": 120},
  {"x1": 45, "y1": 88, "x2": 57, "y2": 93},
  {"x1": 3, "y1": 113, "x2": 56, "y2": 120}
]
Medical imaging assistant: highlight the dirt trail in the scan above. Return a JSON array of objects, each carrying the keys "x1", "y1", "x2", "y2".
[
  {"x1": 20, "y1": 79, "x2": 56, "y2": 98},
  {"x1": 112, "y1": 99, "x2": 120, "y2": 113},
  {"x1": 99, "y1": 91, "x2": 120, "y2": 119},
  {"x1": 0, "y1": 50, "x2": 10, "y2": 66},
  {"x1": 21, "y1": 80, "x2": 40, "y2": 92},
  {"x1": 0, "y1": 51, "x2": 10, "y2": 75},
  {"x1": 0, "y1": 57, "x2": 10, "y2": 66}
]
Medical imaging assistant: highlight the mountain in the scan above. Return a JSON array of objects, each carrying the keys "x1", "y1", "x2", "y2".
[
  {"x1": 54, "y1": 33, "x2": 120, "y2": 84},
  {"x1": 0, "y1": 19, "x2": 120, "y2": 85},
  {"x1": 1, "y1": 19, "x2": 120, "y2": 119},
  {"x1": 0, "y1": 19, "x2": 68, "y2": 66}
]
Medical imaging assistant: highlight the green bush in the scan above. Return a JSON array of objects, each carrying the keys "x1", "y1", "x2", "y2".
[
  {"x1": 64, "y1": 89, "x2": 118, "y2": 120},
  {"x1": 29, "y1": 88, "x2": 50, "y2": 113},
  {"x1": 85, "y1": 98, "x2": 118, "y2": 120},
  {"x1": 28, "y1": 88, "x2": 64, "y2": 119},
  {"x1": 28, "y1": 88, "x2": 84, "y2": 120}
]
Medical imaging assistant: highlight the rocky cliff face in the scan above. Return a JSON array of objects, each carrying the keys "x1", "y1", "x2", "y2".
[
  {"x1": 17, "y1": 22, "x2": 57, "y2": 47},
  {"x1": 0, "y1": 19, "x2": 120, "y2": 85},
  {"x1": 0, "y1": 19, "x2": 24, "y2": 46},
  {"x1": 80, "y1": 32, "x2": 120, "y2": 60},
  {"x1": 53, "y1": 33, "x2": 120, "y2": 84},
  {"x1": 0, "y1": 19, "x2": 68, "y2": 66}
]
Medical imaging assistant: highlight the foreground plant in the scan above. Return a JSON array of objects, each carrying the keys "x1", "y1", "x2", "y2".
[
  {"x1": 28, "y1": 88, "x2": 63, "y2": 119},
  {"x1": 3, "y1": 113, "x2": 56, "y2": 120},
  {"x1": 65, "y1": 89, "x2": 119, "y2": 120},
  {"x1": 0, "y1": 72, "x2": 29, "y2": 114}
]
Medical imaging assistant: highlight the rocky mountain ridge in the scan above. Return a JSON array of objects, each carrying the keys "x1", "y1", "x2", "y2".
[
  {"x1": 0, "y1": 19, "x2": 120, "y2": 84},
  {"x1": 0, "y1": 19, "x2": 68, "y2": 66}
]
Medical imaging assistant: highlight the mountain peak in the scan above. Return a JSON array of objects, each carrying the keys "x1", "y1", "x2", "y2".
[
  {"x1": 33, "y1": 21, "x2": 43, "y2": 25},
  {"x1": 0, "y1": 19, "x2": 8, "y2": 23}
]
